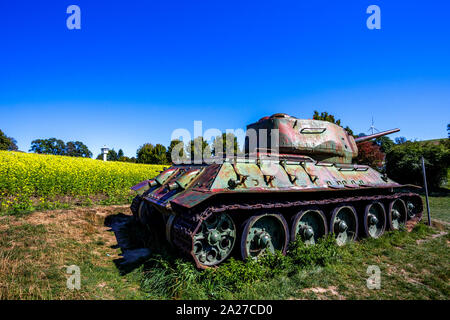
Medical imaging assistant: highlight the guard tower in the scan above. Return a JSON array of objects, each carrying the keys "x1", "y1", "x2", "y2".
[{"x1": 101, "y1": 145, "x2": 109, "y2": 161}]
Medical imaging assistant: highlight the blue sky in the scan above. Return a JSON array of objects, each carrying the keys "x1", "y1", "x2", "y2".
[{"x1": 1, "y1": 0, "x2": 449, "y2": 157}]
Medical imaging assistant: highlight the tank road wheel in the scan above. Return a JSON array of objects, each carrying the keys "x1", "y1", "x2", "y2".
[
  {"x1": 406, "y1": 200, "x2": 417, "y2": 220},
  {"x1": 388, "y1": 199, "x2": 407, "y2": 230},
  {"x1": 330, "y1": 205, "x2": 358, "y2": 246},
  {"x1": 241, "y1": 214, "x2": 289, "y2": 260},
  {"x1": 192, "y1": 213, "x2": 236, "y2": 267},
  {"x1": 363, "y1": 202, "x2": 386, "y2": 238},
  {"x1": 291, "y1": 209, "x2": 328, "y2": 245}
]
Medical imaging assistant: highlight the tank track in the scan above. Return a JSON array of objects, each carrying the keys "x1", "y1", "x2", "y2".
[
  {"x1": 130, "y1": 195, "x2": 142, "y2": 221},
  {"x1": 172, "y1": 192, "x2": 423, "y2": 268}
]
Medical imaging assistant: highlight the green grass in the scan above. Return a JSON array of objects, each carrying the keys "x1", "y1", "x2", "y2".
[
  {"x1": 0, "y1": 202, "x2": 448, "y2": 300},
  {"x1": 420, "y1": 168, "x2": 450, "y2": 223},
  {"x1": 0, "y1": 207, "x2": 147, "y2": 299},
  {"x1": 423, "y1": 196, "x2": 450, "y2": 223},
  {"x1": 138, "y1": 224, "x2": 449, "y2": 300},
  {"x1": 1, "y1": 175, "x2": 448, "y2": 300},
  {"x1": 447, "y1": 168, "x2": 450, "y2": 189}
]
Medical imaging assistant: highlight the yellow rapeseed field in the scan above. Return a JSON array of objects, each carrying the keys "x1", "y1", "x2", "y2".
[{"x1": 0, "y1": 151, "x2": 166, "y2": 213}]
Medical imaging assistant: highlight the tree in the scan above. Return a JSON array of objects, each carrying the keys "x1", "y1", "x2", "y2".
[
  {"x1": 30, "y1": 138, "x2": 66, "y2": 155},
  {"x1": 313, "y1": 111, "x2": 341, "y2": 125},
  {"x1": 447, "y1": 123, "x2": 449, "y2": 138},
  {"x1": 357, "y1": 133, "x2": 366, "y2": 138},
  {"x1": 137, "y1": 144, "x2": 155, "y2": 164},
  {"x1": 356, "y1": 141, "x2": 385, "y2": 169},
  {"x1": 395, "y1": 137, "x2": 408, "y2": 145},
  {"x1": 385, "y1": 141, "x2": 450, "y2": 190},
  {"x1": 29, "y1": 138, "x2": 92, "y2": 157},
  {"x1": 0, "y1": 130, "x2": 11, "y2": 150},
  {"x1": 8, "y1": 137, "x2": 18, "y2": 151},
  {"x1": 212, "y1": 133, "x2": 241, "y2": 157},
  {"x1": 152, "y1": 144, "x2": 168, "y2": 164},
  {"x1": 374, "y1": 136, "x2": 395, "y2": 153},
  {"x1": 167, "y1": 139, "x2": 186, "y2": 164},
  {"x1": 312, "y1": 110, "x2": 354, "y2": 136},
  {"x1": 118, "y1": 156, "x2": 136, "y2": 163},
  {"x1": 118, "y1": 149, "x2": 124, "y2": 159},
  {"x1": 65, "y1": 141, "x2": 92, "y2": 158},
  {"x1": 107, "y1": 149, "x2": 119, "y2": 161},
  {"x1": 137, "y1": 143, "x2": 168, "y2": 164},
  {"x1": 186, "y1": 137, "x2": 211, "y2": 163},
  {"x1": 0, "y1": 129, "x2": 18, "y2": 151}
]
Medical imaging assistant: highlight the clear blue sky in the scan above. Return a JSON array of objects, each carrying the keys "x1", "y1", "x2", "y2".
[{"x1": 1, "y1": 0, "x2": 449, "y2": 157}]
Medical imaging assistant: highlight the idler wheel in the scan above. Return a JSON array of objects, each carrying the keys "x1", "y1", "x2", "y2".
[
  {"x1": 192, "y1": 213, "x2": 236, "y2": 267},
  {"x1": 330, "y1": 205, "x2": 358, "y2": 246},
  {"x1": 388, "y1": 199, "x2": 407, "y2": 230},
  {"x1": 241, "y1": 213, "x2": 289, "y2": 260},
  {"x1": 291, "y1": 209, "x2": 328, "y2": 245},
  {"x1": 363, "y1": 202, "x2": 386, "y2": 238}
]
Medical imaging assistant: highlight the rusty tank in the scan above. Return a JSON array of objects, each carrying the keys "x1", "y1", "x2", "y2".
[{"x1": 130, "y1": 113, "x2": 423, "y2": 268}]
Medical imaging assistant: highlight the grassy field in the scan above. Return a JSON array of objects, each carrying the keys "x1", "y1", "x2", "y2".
[
  {"x1": 0, "y1": 198, "x2": 448, "y2": 300},
  {"x1": 423, "y1": 196, "x2": 450, "y2": 223},
  {"x1": 0, "y1": 152, "x2": 448, "y2": 300},
  {"x1": 0, "y1": 205, "x2": 147, "y2": 299},
  {"x1": 0, "y1": 151, "x2": 165, "y2": 213}
]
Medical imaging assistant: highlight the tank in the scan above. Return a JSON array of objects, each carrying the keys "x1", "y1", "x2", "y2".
[{"x1": 130, "y1": 113, "x2": 423, "y2": 268}]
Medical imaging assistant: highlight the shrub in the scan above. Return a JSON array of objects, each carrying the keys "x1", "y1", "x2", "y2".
[
  {"x1": 385, "y1": 140, "x2": 450, "y2": 190},
  {"x1": 289, "y1": 234, "x2": 340, "y2": 267}
]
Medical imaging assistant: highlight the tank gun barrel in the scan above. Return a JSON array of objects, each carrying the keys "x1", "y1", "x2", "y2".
[{"x1": 354, "y1": 128, "x2": 400, "y2": 143}]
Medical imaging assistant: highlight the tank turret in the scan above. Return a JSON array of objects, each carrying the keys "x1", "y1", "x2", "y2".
[{"x1": 245, "y1": 113, "x2": 399, "y2": 164}]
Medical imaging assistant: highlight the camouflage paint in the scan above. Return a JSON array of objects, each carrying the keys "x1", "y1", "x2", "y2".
[
  {"x1": 133, "y1": 114, "x2": 405, "y2": 212},
  {"x1": 245, "y1": 113, "x2": 358, "y2": 163}
]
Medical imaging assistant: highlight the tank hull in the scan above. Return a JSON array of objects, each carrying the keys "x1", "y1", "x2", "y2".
[{"x1": 131, "y1": 154, "x2": 423, "y2": 268}]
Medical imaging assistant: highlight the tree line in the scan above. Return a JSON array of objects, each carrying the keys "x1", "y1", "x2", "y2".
[
  {"x1": 29, "y1": 138, "x2": 92, "y2": 158},
  {"x1": 0, "y1": 130, "x2": 241, "y2": 166},
  {"x1": 136, "y1": 132, "x2": 240, "y2": 165}
]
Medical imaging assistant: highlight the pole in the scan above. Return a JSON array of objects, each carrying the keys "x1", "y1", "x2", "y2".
[{"x1": 421, "y1": 156, "x2": 431, "y2": 226}]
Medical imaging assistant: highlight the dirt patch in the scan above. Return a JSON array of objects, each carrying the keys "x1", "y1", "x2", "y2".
[
  {"x1": 431, "y1": 219, "x2": 450, "y2": 230},
  {"x1": 406, "y1": 215, "x2": 423, "y2": 232},
  {"x1": 416, "y1": 231, "x2": 448, "y2": 245},
  {"x1": 24, "y1": 204, "x2": 129, "y2": 224},
  {"x1": 300, "y1": 286, "x2": 345, "y2": 300}
]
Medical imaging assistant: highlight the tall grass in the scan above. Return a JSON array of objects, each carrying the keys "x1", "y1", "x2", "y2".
[
  {"x1": 140, "y1": 224, "x2": 443, "y2": 300},
  {"x1": 141, "y1": 235, "x2": 340, "y2": 299}
]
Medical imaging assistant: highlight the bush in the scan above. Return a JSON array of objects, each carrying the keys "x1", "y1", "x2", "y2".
[
  {"x1": 385, "y1": 140, "x2": 450, "y2": 190},
  {"x1": 288, "y1": 234, "x2": 340, "y2": 267}
]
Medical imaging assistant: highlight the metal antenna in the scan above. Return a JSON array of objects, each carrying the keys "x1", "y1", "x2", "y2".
[{"x1": 367, "y1": 116, "x2": 379, "y2": 135}]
